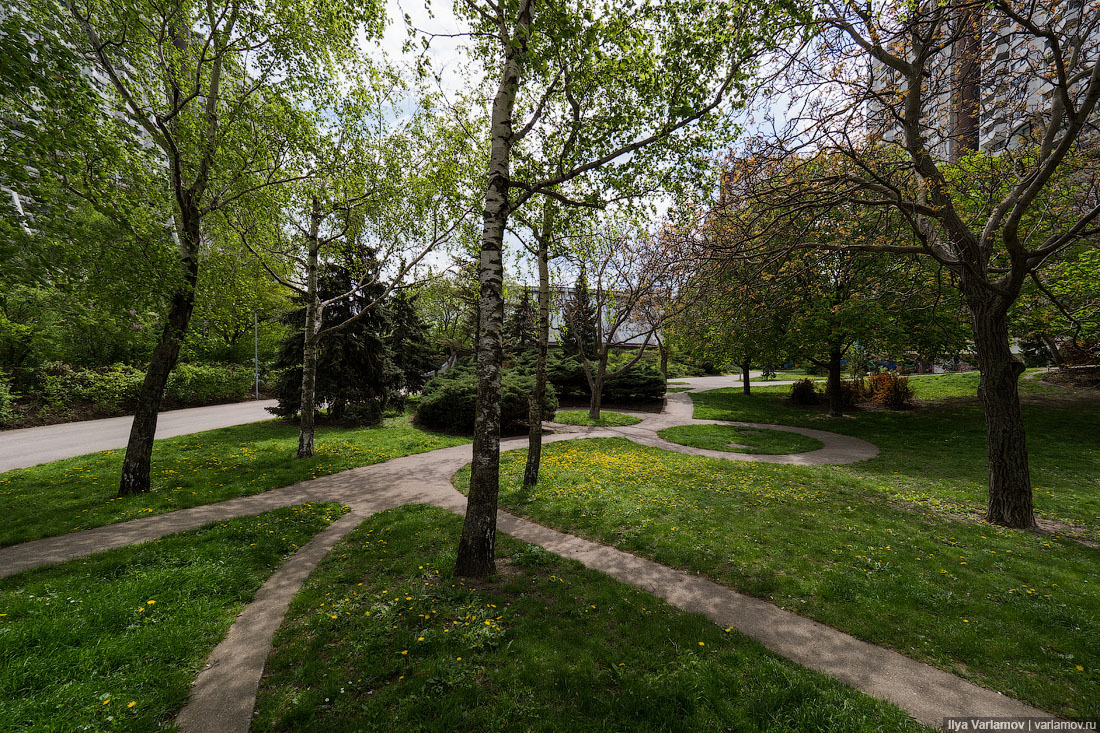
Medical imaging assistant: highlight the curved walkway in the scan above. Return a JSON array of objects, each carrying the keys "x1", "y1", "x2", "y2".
[{"x1": 0, "y1": 392, "x2": 1051, "y2": 730}]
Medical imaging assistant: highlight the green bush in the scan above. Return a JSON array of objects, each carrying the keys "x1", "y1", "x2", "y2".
[
  {"x1": 789, "y1": 378, "x2": 820, "y2": 405},
  {"x1": 547, "y1": 354, "x2": 666, "y2": 403},
  {"x1": 0, "y1": 369, "x2": 15, "y2": 424},
  {"x1": 166, "y1": 363, "x2": 252, "y2": 405},
  {"x1": 41, "y1": 362, "x2": 145, "y2": 411},
  {"x1": 415, "y1": 366, "x2": 557, "y2": 434},
  {"x1": 32, "y1": 362, "x2": 251, "y2": 412}
]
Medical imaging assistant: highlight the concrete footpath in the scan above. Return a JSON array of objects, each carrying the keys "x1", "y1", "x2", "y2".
[{"x1": 0, "y1": 400, "x2": 277, "y2": 473}]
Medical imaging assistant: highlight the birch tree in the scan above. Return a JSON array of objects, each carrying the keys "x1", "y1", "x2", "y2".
[
  {"x1": 230, "y1": 91, "x2": 476, "y2": 457},
  {"x1": 54, "y1": 0, "x2": 381, "y2": 494},
  {"x1": 444, "y1": 0, "x2": 802, "y2": 576}
]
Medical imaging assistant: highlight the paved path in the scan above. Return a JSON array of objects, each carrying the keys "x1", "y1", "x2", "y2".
[
  {"x1": 0, "y1": 400, "x2": 278, "y2": 473},
  {"x1": 0, "y1": 391, "x2": 1055, "y2": 730}
]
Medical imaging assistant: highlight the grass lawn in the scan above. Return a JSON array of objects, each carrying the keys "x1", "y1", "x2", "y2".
[
  {"x1": 666, "y1": 386, "x2": 694, "y2": 393},
  {"x1": 0, "y1": 416, "x2": 468, "y2": 548},
  {"x1": 696, "y1": 373, "x2": 1098, "y2": 531},
  {"x1": 659, "y1": 424, "x2": 824, "y2": 454},
  {"x1": 553, "y1": 410, "x2": 642, "y2": 427},
  {"x1": 0, "y1": 503, "x2": 346, "y2": 732},
  {"x1": 253, "y1": 505, "x2": 925, "y2": 732},
  {"x1": 456, "y1": 374, "x2": 1100, "y2": 718}
]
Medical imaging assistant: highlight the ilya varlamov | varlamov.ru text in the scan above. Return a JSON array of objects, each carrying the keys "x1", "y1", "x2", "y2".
[{"x1": 943, "y1": 719, "x2": 1097, "y2": 732}]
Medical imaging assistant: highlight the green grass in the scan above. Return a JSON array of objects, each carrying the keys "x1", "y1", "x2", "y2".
[
  {"x1": 253, "y1": 505, "x2": 926, "y2": 732},
  {"x1": 690, "y1": 378, "x2": 1100, "y2": 532},
  {"x1": 667, "y1": 386, "x2": 694, "y2": 393},
  {"x1": 457, "y1": 437, "x2": 1100, "y2": 719},
  {"x1": 659, "y1": 424, "x2": 824, "y2": 454},
  {"x1": 0, "y1": 416, "x2": 468, "y2": 548},
  {"x1": 553, "y1": 410, "x2": 642, "y2": 427},
  {"x1": 0, "y1": 503, "x2": 346, "y2": 732}
]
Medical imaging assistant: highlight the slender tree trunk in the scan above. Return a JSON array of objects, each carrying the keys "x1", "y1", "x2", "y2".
[
  {"x1": 1039, "y1": 333, "x2": 1063, "y2": 368},
  {"x1": 297, "y1": 202, "x2": 323, "y2": 459},
  {"x1": 523, "y1": 214, "x2": 552, "y2": 487},
  {"x1": 455, "y1": 0, "x2": 533, "y2": 578},
  {"x1": 298, "y1": 299, "x2": 321, "y2": 458},
  {"x1": 118, "y1": 209, "x2": 200, "y2": 496},
  {"x1": 588, "y1": 355, "x2": 606, "y2": 420},
  {"x1": 741, "y1": 359, "x2": 752, "y2": 395},
  {"x1": 969, "y1": 298, "x2": 1034, "y2": 528},
  {"x1": 826, "y1": 343, "x2": 843, "y2": 417},
  {"x1": 658, "y1": 338, "x2": 669, "y2": 380}
]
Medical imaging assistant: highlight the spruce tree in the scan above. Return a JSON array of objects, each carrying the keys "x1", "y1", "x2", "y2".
[{"x1": 560, "y1": 268, "x2": 598, "y2": 360}]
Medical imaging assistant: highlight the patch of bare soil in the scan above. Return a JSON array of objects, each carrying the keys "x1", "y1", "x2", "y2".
[
  {"x1": 1042, "y1": 365, "x2": 1100, "y2": 390},
  {"x1": 892, "y1": 499, "x2": 1099, "y2": 548}
]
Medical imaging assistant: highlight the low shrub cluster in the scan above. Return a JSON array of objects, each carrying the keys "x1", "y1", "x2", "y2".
[
  {"x1": 795, "y1": 373, "x2": 914, "y2": 409},
  {"x1": 789, "y1": 378, "x2": 820, "y2": 405},
  {"x1": 866, "y1": 372, "x2": 914, "y2": 408},
  {"x1": 415, "y1": 365, "x2": 558, "y2": 434},
  {"x1": 547, "y1": 355, "x2": 666, "y2": 403},
  {"x1": 34, "y1": 362, "x2": 253, "y2": 413},
  {"x1": 0, "y1": 369, "x2": 15, "y2": 424}
]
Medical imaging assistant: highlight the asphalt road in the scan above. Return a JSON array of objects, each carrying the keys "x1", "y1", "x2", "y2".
[{"x1": 0, "y1": 400, "x2": 278, "y2": 473}]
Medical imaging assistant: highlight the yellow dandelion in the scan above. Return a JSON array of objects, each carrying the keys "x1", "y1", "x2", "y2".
[
  {"x1": 127, "y1": 702, "x2": 136, "y2": 709},
  {"x1": 146, "y1": 600, "x2": 156, "y2": 605},
  {"x1": 401, "y1": 650, "x2": 408, "y2": 655},
  {"x1": 698, "y1": 641, "x2": 705, "y2": 646}
]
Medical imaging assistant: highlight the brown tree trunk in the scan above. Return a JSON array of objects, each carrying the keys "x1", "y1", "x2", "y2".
[
  {"x1": 741, "y1": 359, "x2": 751, "y2": 395},
  {"x1": 826, "y1": 344, "x2": 843, "y2": 417},
  {"x1": 658, "y1": 338, "x2": 669, "y2": 380},
  {"x1": 588, "y1": 356, "x2": 606, "y2": 420},
  {"x1": 455, "y1": 0, "x2": 534, "y2": 578},
  {"x1": 118, "y1": 211, "x2": 200, "y2": 496},
  {"x1": 969, "y1": 299, "x2": 1035, "y2": 528},
  {"x1": 523, "y1": 215, "x2": 552, "y2": 487}
]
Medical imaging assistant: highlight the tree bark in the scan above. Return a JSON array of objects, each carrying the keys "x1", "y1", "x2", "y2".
[
  {"x1": 455, "y1": 0, "x2": 534, "y2": 578},
  {"x1": 118, "y1": 207, "x2": 199, "y2": 496},
  {"x1": 826, "y1": 343, "x2": 843, "y2": 417},
  {"x1": 741, "y1": 359, "x2": 752, "y2": 395},
  {"x1": 523, "y1": 214, "x2": 552, "y2": 487},
  {"x1": 588, "y1": 353, "x2": 607, "y2": 420},
  {"x1": 297, "y1": 200, "x2": 323, "y2": 459},
  {"x1": 969, "y1": 298, "x2": 1035, "y2": 528}
]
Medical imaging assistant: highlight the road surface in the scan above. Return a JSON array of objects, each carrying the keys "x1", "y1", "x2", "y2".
[{"x1": 0, "y1": 400, "x2": 278, "y2": 473}]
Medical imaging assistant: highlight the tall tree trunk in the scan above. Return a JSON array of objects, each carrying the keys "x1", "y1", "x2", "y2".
[
  {"x1": 826, "y1": 343, "x2": 843, "y2": 417},
  {"x1": 455, "y1": 0, "x2": 533, "y2": 578},
  {"x1": 1039, "y1": 333, "x2": 1063, "y2": 368},
  {"x1": 741, "y1": 359, "x2": 752, "y2": 395},
  {"x1": 297, "y1": 201, "x2": 323, "y2": 459},
  {"x1": 658, "y1": 338, "x2": 669, "y2": 380},
  {"x1": 118, "y1": 210, "x2": 199, "y2": 496},
  {"x1": 523, "y1": 212, "x2": 552, "y2": 487},
  {"x1": 298, "y1": 299, "x2": 321, "y2": 459},
  {"x1": 969, "y1": 298, "x2": 1034, "y2": 528},
  {"x1": 588, "y1": 355, "x2": 606, "y2": 420}
]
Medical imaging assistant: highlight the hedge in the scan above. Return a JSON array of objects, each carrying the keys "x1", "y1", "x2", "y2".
[{"x1": 35, "y1": 362, "x2": 252, "y2": 412}]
